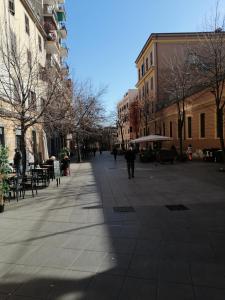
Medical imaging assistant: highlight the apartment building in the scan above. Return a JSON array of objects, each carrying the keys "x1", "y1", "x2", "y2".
[
  {"x1": 135, "y1": 32, "x2": 225, "y2": 152},
  {"x1": 117, "y1": 89, "x2": 138, "y2": 149},
  {"x1": 0, "y1": 0, "x2": 69, "y2": 163}
]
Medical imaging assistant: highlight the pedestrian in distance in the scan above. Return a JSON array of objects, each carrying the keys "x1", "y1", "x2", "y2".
[
  {"x1": 125, "y1": 145, "x2": 136, "y2": 179},
  {"x1": 187, "y1": 144, "x2": 193, "y2": 161},
  {"x1": 13, "y1": 148, "x2": 22, "y2": 175},
  {"x1": 112, "y1": 147, "x2": 118, "y2": 161},
  {"x1": 61, "y1": 155, "x2": 70, "y2": 176}
]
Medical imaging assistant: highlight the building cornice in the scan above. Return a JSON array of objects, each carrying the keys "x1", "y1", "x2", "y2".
[
  {"x1": 20, "y1": 0, "x2": 46, "y2": 38},
  {"x1": 135, "y1": 32, "x2": 225, "y2": 64}
]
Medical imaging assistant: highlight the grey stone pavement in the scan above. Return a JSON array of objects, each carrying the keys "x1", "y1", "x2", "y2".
[{"x1": 0, "y1": 152, "x2": 225, "y2": 300}]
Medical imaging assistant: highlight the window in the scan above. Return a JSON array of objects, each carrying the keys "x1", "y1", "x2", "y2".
[
  {"x1": 150, "y1": 52, "x2": 153, "y2": 65},
  {"x1": 29, "y1": 91, "x2": 37, "y2": 110},
  {"x1": 163, "y1": 122, "x2": 165, "y2": 136},
  {"x1": 146, "y1": 58, "x2": 149, "y2": 71},
  {"x1": 216, "y1": 111, "x2": 223, "y2": 138},
  {"x1": 145, "y1": 82, "x2": 149, "y2": 95},
  {"x1": 151, "y1": 102, "x2": 154, "y2": 114},
  {"x1": 187, "y1": 117, "x2": 192, "y2": 138},
  {"x1": 13, "y1": 80, "x2": 20, "y2": 102},
  {"x1": 32, "y1": 131, "x2": 38, "y2": 162},
  {"x1": 130, "y1": 126, "x2": 132, "y2": 133},
  {"x1": 15, "y1": 128, "x2": 21, "y2": 150},
  {"x1": 9, "y1": 0, "x2": 15, "y2": 15},
  {"x1": 141, "y1": 64, "x2": 145, "y2": 76},
  {"x1": 200, "y1": 113, "x2": 205, "y2": 138},
  {"x1": 38, "y1": 35, "x2": 42, "y2": 52},
  {"x1": 0, "y1": 127, "x2": 5, "y2": 146},
  {"x1": 151, "y1": 77, "x2": 154, "y2": 90},
  {"x1": 170, "y1": 121, "x2": 173, "y2": 137},
  {"x1": 10, "y1": 30, "x2": 17, "y2": 56},
  {"x1": 138, "y1": 69, "x2": 140, "y2": 80},
  {"x1": 27, "y1": 50, "x2": 32, "y2": 69},
  {"x1": 25, "y1": 14, "x2": 30, "y2": 35}
]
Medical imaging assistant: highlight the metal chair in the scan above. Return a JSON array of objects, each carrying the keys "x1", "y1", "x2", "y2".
[{"x1": 8, "y1": 176, "x2": 24, "y2": 202}]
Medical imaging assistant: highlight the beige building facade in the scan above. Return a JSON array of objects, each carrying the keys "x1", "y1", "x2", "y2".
[
  {"x1": 0, "y1": 0, "x2": 68, "y2": 163},
  {"x1": 135, "y1": 32, "x2": 225, "y2": 153}
]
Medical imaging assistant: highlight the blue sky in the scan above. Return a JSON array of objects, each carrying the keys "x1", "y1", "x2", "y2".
[{"x1": 65, "y1": 0, "x2": 223, "y2": 114}]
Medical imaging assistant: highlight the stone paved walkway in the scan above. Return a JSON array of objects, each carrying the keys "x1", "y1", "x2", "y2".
[{"x1": 0, "y1": 152, "x2": 225, "y2": 299}]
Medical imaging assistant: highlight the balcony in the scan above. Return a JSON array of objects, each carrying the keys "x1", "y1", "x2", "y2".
[
  {"x1": 46, "y1": 33, "x2": 59, "y2": 55},
  {"x1": 56, "y1": 5, "x2": 66, "y2": 21},
  {"x1": 43, "y1": 4, "x2": 58, "y2": 28},
  {"x1": 59, "y1": 43, "x2": 68, "y2": 57},
  {"x1": 43, "y1": 0, "x2": 57, "y2": 4},
  {"x1": 61, "y1": 63, "x2": 69, "y2": 76},
  {"x1": 59, "y1": 23, "x2": 67, "y2": 39}
]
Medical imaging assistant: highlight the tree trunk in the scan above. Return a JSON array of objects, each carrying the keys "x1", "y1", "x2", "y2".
[
  {"x1": 178, "y1": 118, "x2": 183, "y2": 158},
  {"x1": 76, "y1": 133, "x2": 81, "y2": 163},
  {"x1": 21, "y1": 127, "x2": 27, "y2": 176},
  {"x1": 120, "y1": 126, "x2": 125, "y2": 151},
  {"x1": 217, "y1": 108, "x2": 225, "y2": 163}
]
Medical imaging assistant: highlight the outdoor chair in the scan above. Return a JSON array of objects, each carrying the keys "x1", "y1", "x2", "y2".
[
  {"x1": 32, "y1": 168, "x2": 49, "y2": 188},
  {"x1": 23, "y1": 174, "x2": 38, "y2": 197},
  {"x1": 8, "y1": 176, "x2": 24, "y2": 202}
]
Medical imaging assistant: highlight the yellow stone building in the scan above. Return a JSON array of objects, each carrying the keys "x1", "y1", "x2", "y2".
[{"x1": 135, "y1": 32, "x2": 225, "y2": 153}]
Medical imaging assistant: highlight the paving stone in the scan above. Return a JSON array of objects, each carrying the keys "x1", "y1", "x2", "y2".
[
  {"x1": 118, "y1": 277, "x2": 157, "y2": 300},
  {"x1": 128, "y1": 254, "x2": 159, "y2": 280},
  {"x1": 191, "y1": 262, "x2": 225, "y2": 288},
  {"x1": 158, "y1": 260, "x2": 191, "y2": 284},
  {"x1": 194, "y1": 286, "x2": 225, "y2": 300},
  {"x1": 71, "y1": 250, "x2": 107, "y2": 272},
  {"x1": 157, "y1": 282, "x2": 195, "y2": 300},
  {"x1": 84, "y1": 274, "x2": 123, "y2": 300}
]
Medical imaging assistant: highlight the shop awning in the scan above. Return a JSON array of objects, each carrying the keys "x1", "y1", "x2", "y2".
[{"x1": 131, "y1": 135, "x2": 172, "y2": 143}]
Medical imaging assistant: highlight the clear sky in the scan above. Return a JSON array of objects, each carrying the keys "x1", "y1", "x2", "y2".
[{"x1": 65, "y1": 0, "x2": 224, "y2": 114}]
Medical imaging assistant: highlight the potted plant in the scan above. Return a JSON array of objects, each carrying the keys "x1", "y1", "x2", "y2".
[{"x1": 0, "y1": 146, "x2": 11, "y2": 213}]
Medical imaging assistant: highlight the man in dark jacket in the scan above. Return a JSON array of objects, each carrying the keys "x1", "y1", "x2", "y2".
[
  {"x1": 13, "y1": 148, "x2": 22, "y2": 175},
  {"x1": 125, "y1": 145, "x2": 136, "y2": 179}
]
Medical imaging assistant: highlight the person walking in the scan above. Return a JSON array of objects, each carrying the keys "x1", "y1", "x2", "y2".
[
  {"x1": 187, "y1": 144, "x2": 193, "y2": 161},
  {"x1": 13, "y1": 148, "x2": 22, "y2": 175},
  {"x1": 112, "y1": 147, "x2": 118, "y2": 161},
  {"x1": 125, "y1": 145, "x2": 136, "y2": 179}
]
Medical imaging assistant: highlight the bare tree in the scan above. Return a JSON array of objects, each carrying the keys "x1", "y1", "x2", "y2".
[
  {"x1": 160, "y1": 51, "x2": 194, "y2": 157},
  {"x1": 0, "y1": 34, "x2": 67, "y2": 174},
  {"x1": 191, "y1": 4, "x2": 225, "y2": 161},
  {"x1": 129, "y1": 97, "x2": 140, "y2": 139},
  {"x1": 72, "y1": 80, "x2": 106, "y2": 162}
]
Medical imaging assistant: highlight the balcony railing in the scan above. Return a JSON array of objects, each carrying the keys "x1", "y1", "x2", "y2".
[
  {"x1": 59, "y1": 43, "x2": 68, "y2": 57},
  {"x1": 43, "y1": 4, "x2": 58, "y2": 27},
  {"x1": 59, "y1": 23, "x2": 67, "y2": 39}
]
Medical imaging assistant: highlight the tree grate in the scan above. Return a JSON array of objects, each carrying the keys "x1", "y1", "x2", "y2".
[
  {"x1": 113, "y1": 206, "x2": 135, "y2": 213},
  {"x1": 165, "y1": 204, "x2": 189, "y2": 211}
]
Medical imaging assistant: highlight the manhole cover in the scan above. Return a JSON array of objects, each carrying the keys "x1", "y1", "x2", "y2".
[
  {"x1": 113, "y1": 206, "x2": 135, "y2": 213},
  {"x1": 165, "y1": 204, "x2": 189, "y2": 211}
]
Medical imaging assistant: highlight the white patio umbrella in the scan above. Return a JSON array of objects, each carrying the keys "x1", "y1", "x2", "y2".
[{"x1": 130, "y1": 134, "x2": 172, "y2": 143}]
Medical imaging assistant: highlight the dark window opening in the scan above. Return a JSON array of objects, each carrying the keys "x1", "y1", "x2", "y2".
[
  {"x1": 0, "y1": 127, "x2": 5, "y2": 146},
  {"x1": 200, "y1": 113, "x2": 205, "y2": 138},
  {"x1": 170, "y1": 121, "x2": 173, "y2": 137},
  {"x1": 9, "y1": 0, "x2": 15, "y2": 15},
  {"x1": 25, "y1": 14, "x2": 30, "y2": 35},
  {"x1": 38, "y1": 35, "x2": 42, "y2": 52},
  {"x1": 188, "y1": 117, "x2": 192, "y2": 138}
]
